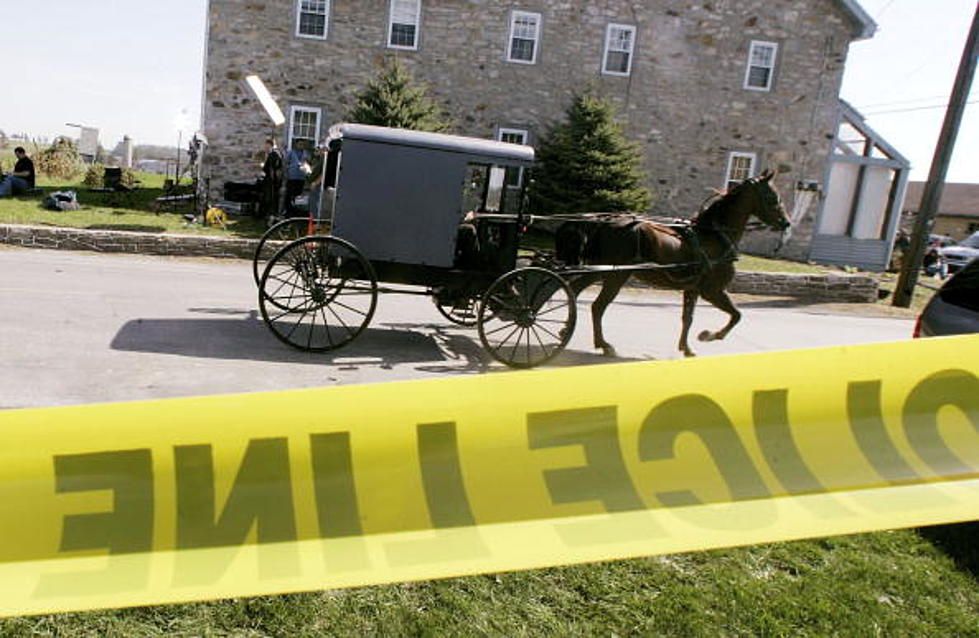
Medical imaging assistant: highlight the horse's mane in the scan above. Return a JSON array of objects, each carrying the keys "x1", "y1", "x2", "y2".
[{"x1": 692, "y1": 181, "x2": 747, "y2": 229}]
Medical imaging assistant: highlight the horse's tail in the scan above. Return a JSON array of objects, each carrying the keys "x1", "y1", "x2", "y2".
[{"x1": 555, "y1": 222, "x2": 586, "y2": 266}]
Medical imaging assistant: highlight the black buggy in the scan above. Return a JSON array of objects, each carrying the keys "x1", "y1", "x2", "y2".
[{"x1": 255, "y1": 123, "x2": 577, "y2": 368}]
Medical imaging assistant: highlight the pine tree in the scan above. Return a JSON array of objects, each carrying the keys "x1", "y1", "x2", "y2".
[
  {"x1": 347, "y1": 61, "x2": 452, "y2": 132},
  {"x1": 529, "y1": 94, "x2": 651, "y2": 214}
]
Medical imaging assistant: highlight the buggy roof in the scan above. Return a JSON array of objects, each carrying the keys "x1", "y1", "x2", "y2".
[{"x1": 327, "y1": 123, "x2": 534, "y2": 165}]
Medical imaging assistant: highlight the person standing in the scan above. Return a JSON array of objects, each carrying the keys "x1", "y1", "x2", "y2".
[
  {"x1": 284, "y1": 139, "x2": 310, "y2": 215},
  {"x1": 0, "y1": 147, "x2": 36, "y2": 197},
  {"x1": 258, "y1": 138, "x2": 283, "y2": 220}
]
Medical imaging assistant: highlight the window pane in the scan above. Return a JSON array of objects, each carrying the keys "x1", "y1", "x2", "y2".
[
  {"x1": 390, "y1": 23, "x2": 416, "y2": 46},
  {"x1": 727, "y1": 155, "x2": 754, "y2": 189},
  {"x1": 510, "y1": 37, "x2": 535, "y2": 61},
  {"x1": 391, "y1": 0, "x2": 417, "y2": 22},
  {"x1": 750, "y1": 45, "x2": 774, "y2": 66},
  {"x1": 292, "y1": 110, "x2": 319, "y2": 143},
  {"x1": 605, "y1": 51, "x2": 630, "y2": 73},
  {"x1": 299, "y1": 13, "x2": 325, "y2": 36},
  {"x1": 609, "y1": 28, "x2": 632, "y2": 52},
  {"x1": 747, "y1": 66, "x2": 771, "y2": 88}
]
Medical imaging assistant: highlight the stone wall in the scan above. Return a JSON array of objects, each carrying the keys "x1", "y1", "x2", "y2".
[
  {"x1": 201, "y1": 0, "x2": 864, "y2": 261},
  {"x1": 0, "y1": 224, "x2": 878, "y2": 302},
  {"x1": 0, "y1": 224, "x2": 256, "y2": 260},
  {"x1": 728, "y1": 270, "x2": 878, "y2": 302}
]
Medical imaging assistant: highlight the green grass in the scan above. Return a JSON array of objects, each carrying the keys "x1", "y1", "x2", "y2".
[
  {"x1": 0, "y1": 174, "x2": 267, "y2": 239},
  {"x1": 0, "y1": 525, "x2": 975, "y2": 636}
]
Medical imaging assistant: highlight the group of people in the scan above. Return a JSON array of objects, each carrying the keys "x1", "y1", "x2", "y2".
[
  {"x1": 0, "y1": 147, "x2": 36, "y2": 197},
  {"x1": 257, "y1": 137, "x2": 327, "y2": 223}
]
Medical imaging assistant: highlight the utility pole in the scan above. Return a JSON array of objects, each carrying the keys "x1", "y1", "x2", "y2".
[{"x1": 894, "y1": 4, "x2": 979, "y2": 307}]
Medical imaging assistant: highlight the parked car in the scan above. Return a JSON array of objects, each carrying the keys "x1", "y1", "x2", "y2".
[
  {"x1": 914, "y1": 256, "x2": 979, "y2": 337},
  {"x1": 938, "y1": 231, "x2": 979, "y2": 275}
]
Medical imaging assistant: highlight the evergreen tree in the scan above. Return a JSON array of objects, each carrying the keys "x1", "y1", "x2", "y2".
[
  {"x1": 347, "y1": 60, "x2": 452, "y2": 132},
  {"x1": 529, "y1": 94, "x2": 651, "y2": 214}
]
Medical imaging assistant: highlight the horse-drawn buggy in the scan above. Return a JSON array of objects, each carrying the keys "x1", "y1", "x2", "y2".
[{"x1": 254, "y1": 123, "x2": 791, "y2": 368}]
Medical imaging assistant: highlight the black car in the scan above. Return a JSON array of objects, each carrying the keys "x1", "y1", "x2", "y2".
[{"x1": 914, "y1": 257, "x2": 979, "y2": 337}]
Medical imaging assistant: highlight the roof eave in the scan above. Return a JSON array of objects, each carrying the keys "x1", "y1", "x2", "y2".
[{"x1": 836, "y1": 0, "x2": 878, "y2": 40}]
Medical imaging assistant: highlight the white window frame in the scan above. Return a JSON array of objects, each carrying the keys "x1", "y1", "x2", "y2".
[
  {"x1": 288, "y1": 106, "x2": 322, "y2": 149},
  {"x1": 497, "y1": 127, "x2": 529, "y2": 188},
  {"x1": 602, "y1": 23, "x2": 636, "y2": 76},
  {"x1": 725, "y1": 152, "x2": 757, "y2": 190},
  {"x1": 295, "y1": 0, "x2": 330, "y2": 40},
  {"x1": 388, "y1": 0, "x2": 422, "y2": 50},
  {"x1": 743, "y1": 40, "x2": 778, "y2": 91},
  {"x1": 506, "y1": 10, "x2": 542, "y2": 64}
]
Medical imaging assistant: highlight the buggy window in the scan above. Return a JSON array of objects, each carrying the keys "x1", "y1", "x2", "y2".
[{"x1": 462, "y1": 163, "x2": 507, "y2": 214}]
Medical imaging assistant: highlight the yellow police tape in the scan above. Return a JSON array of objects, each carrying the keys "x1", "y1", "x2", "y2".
[{"x1": 0, "y1": 335, "x2": 976, "y2": 617}]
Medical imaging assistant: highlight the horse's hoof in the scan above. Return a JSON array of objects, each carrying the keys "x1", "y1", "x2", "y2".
[
  {"x1": 682, "y1": 350, "x2": 697, "y2": 358},
  {"x1": 600, "y1": 345, "x2": 618, "y2": 357},
  {"x1": 697, "y1": 330, "x2": 714, "y2": 342}
]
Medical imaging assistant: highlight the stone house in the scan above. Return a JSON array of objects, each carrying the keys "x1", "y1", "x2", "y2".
[
  {"x1": 902, "y1": 181, "x2": 979, "y2": 241},
  {"x1": 201, "y1": 0, "x2": 876, "y2": 260}
]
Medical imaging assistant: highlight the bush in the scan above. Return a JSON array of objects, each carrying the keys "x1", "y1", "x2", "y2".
[
  {"x1": 82, "y1": 163, "x2": 105, "y2": 188},
  {"x1": 81, "y1": 164, "x2": 139, "y2": 189},
  {"x1": 35, "y1": 137, "x2": 83, "y2": 180}
]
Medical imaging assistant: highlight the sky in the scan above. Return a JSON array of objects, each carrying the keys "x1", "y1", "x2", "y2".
[{"x1": 2, "y1": 0, "x2": 976, "y2": 183}]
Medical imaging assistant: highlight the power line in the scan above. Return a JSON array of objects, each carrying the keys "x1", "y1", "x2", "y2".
[
  {"x1": 855, "y1": 94, "x2": 951, "y2": 109},
  {"x1": 862, "y1": 99, "x2": 979, "y2": 116}
]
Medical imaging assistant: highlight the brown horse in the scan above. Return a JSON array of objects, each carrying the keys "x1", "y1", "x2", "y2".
[{"x1": 555, "y1": 170, "x2": 790, "y2": 357}]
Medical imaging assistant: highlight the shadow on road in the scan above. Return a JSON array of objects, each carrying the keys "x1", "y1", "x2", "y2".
[{"x1": 111, "y1": 312, "x2": 449, "y2": 365}]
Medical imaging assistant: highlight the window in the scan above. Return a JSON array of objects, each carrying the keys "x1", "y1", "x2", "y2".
[
  {"x1": 743, "y1": 40, "x2": 777, "y2": 91},
  {"x1": 497, "y1": 128, "x2": 528, "y2": 187},
  {"x1": 603, "y1": 24, "x2": 636, "y2": 76},
  {"x1": 388, "y1": 0, "x2": 421, "y2": 49},
  {"x1": 289, "y1": 106, "x2": 321, "y2": 149},
  {"x1": 296, "y1": 0, "x2": 329, "y2": 39},
  {"x1": 507, "y1": 11, "x2": 541, "y2": 64},
  {"x1": 725, "y1": 152, "x2": 756, "y2": 190}
]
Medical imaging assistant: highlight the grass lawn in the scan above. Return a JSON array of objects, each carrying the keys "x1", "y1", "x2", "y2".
[
  {"x1": 0, "y1": 524, "x2": 975, "y2": 635},
  {"x1": 0, "y1": 170, "x2": 267, "y2": 239}
]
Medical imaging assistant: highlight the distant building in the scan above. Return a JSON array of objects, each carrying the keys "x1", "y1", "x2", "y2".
[
  {"x1": 902, "y1": 182, "x2": 979, "y2": 241},
  {"x1": 201, "y1": 0, "x2": 877, "y2": 260}
]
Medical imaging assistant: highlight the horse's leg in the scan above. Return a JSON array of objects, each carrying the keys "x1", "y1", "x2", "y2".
[
  {"x1": 697, "y1": 288, "x2": 741, "y2": 343},
  {"x1": 678, "y1": 289, "x2": 699, "y2": 357},
  {"x1": 559, "y1": 273, "x2": 600, "y2": 341},
  {"x1": 591, "y1": 272, "x2": 630, "y2": 356}
]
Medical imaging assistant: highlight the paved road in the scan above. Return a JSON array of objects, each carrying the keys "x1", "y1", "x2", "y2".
[{"x1": 0, "y1": 246, "x2": 914, "y2": 409}]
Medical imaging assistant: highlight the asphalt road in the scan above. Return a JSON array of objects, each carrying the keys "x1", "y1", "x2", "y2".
[{"x1": 0, "y1": 246, "x2": 914, "y2": 409}]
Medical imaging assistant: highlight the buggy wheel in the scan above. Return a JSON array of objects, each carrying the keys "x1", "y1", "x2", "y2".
[
  {"x1": 253, "y1": 216, "x2": 329, "y2": 287},
  {"x1": 478, "y1": 267, "x2": 576, "y2": 368},
  {"x1": 433, "y1": 295, "x2": 479, "y2": 327},
  {"x1": 259, "y1": 236, "x2": 377, "y2": 352}
]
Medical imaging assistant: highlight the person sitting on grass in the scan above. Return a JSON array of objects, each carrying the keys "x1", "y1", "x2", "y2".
[{"x1": 0, "y1": 147, "x2": 35, "y2": 197}]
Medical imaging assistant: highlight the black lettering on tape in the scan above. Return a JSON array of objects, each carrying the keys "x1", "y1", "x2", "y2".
[
  {"x1": 753, "y1": 390, "x2": 828, "y2": 493},
  {"x1": 527, "y1": 407, "x2": 644, "y2": 512},
  {"x1": 417, "y1": 422, "x2": 476, "y2": 528},
  {"x1": 639, "y1": 395, "x2": 770, "y2": 506},
  {"x1": 848, "y1": 381, "x2": 922, "y2": 484},
  {"x1": 54, "y1": 449, "x2": 153, "y2": 555},
  {"x1": 903, "y1": 369, "x2": 979, "y2": 476},
  {"x1": 310, "y1": 432, "x2": 363, "y2": 538},
  {"x1": 174, "y1": 438, "x2": 297, "y2": 549}
]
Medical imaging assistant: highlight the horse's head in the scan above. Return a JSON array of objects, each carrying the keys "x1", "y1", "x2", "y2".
[{"x1": 740, "y1": 169, "x2": 791, "y2": 232}]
